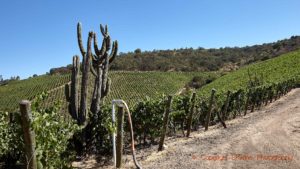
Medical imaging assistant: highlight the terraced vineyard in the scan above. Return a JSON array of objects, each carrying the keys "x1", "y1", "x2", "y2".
[
  {"x1": 106, "y1": 71, "x2": 217, "y2": 105},
  {"x1": 198, "y1": 49, "x2": 300, "y2": 98},
  {"x1": 0, "y1": 71, "x2": 218, "y2": 113},
  {"x1": 2, "y1": 47, "x2": 299, "y2": 114},
  {"x1": 0, "y1": 74, "x2": 71, "y2": 112}
]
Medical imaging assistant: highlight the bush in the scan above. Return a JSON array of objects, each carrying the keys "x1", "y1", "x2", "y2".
[
  {"x1": 131, "y1": 96, "x2": 165, "y2": 144},
  {"x1": 0, "y1": 93, "x2": 80, "y2": 168},
  {"x1": 187, "y1": 75, "x2": 217, "y2": 89}
]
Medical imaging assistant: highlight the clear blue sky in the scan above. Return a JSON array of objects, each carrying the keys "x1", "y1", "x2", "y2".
[{"x1": 1, "y1": 0, "x2": 300, "y2": 79}]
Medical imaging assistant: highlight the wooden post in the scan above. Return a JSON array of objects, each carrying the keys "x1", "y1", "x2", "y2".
[
  {"x1": 269, "y1": 88, "x2": 274, "y2": 103},
  {"x1": 186, "y1": 92, "x2": 196, "y2": 137},
  {"x1": 158, "y1": 95, "x2": 173, "y2": 151},
  {"x1": 275, "y1": 86, "x2": 279, "y2": 100},
  {"x1": 216, "y1": 103, "x2": 227, "y2": 128},
  {"x1": 244, "y1": 89, "x2": 251, "y2": 116},
  {"x1": 232, "y1": 99, "x2": 237, "y2": 119},
  {"x1": 222, "y1": 91, "x2": 231, "y2": 120},
  {"x1": 251, "y1": 90, "x2": 255, "y2": 112},
  {"x1": 257, "y1": 88, "x2": 263, "y2": 110},
  {"x1": 116, "y1": 106, "x2": 124, "y2": 168},
  {"x1": 237, "y1": 93, "x2": 241, "y2": 116},
  {"x1": 19, "y1": 100, "x2": 37, "y2": 169},
  {"x1": 205, "y1": 89, "x2": 216, "y2": 131},
  {"x1": 181, "y1": 96, "x2": 191, "y2": 136},
  {"x1": 265, "y1": 88, "x2": 270, "y2": 105}
]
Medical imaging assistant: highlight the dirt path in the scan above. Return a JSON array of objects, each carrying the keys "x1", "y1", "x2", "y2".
[{"x1": 74, "y1": 88, "x2": 300, "y2": 169}]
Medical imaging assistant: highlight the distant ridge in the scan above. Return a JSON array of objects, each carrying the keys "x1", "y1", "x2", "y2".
[{"x1": 50, "y1": 36, "x2": 300, "y2": 75}]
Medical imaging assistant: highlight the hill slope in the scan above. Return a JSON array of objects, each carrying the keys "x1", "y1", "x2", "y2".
[
  {"x1": 0, "y1": 74, "x2": 70, "y2": 112},
  {"x1": 108, "y1": 36, "x2": 300, "y2": 72},
  {"x1": 49, "y1": 36, "x2": 300, "y2": 75},
  {"x1": 198, "y1": 49, "x2": 300, "y2": 97},
  {"x1": 2, "y1": 49, "x2": 299, "y2": 113},
  {"x1": 0, "y1": 71, "x2": 218, "y2": 112}
]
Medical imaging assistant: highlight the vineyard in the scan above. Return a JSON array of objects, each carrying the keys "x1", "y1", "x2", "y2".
[
  {"x1": 1, "y1": 20, "x2": 300, "y2": 168},
  {"x1": 1, "y1": 1, "x2": 300, "y2": 168},
  {"x1": 198, "y1": 49, "x2": 300, "y2": 97},
  {"x1": 0, "y1": 74, "x2": 71, "y2": 112},
  {"x1": 1, "y1": 48, "x2": 299, "y2": 168},
  {"x1": 123, "y1": 49, "x2": 300, "y2": 146},
  {"x1": 0, "y1": 71, "x2": 219, "y2": 113}
]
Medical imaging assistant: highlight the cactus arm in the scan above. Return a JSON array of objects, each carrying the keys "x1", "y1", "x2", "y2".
[
  {"x1": 97, "y1": 39, "x2": 108, "y2": 63},
  {"x1": 65, "y1": 83, "x2": 70, "y2": 102},
  {"x1": 102, "y1": 77, "x2": 111, "y2": 98},
  {"x1": 97, "y1": 41, "x2": 109, "y2": 64},
  {"x1": 100, "y1": 24, "x2": 108, "y2": 37},
  {"x1": 99, "y1": 38, "x2": 107, "y2": 56},
  {"x1": 100, "y1": 24, "x2": 111, "y2": 50},
  {"x1": 105, "y1": 25, "x2": 108, "y2": 34},
  {"x1": 78, "y1": 31, "x2": 93, "y2": 125},
  {"x1": 103, "y1": 58, "x2": 108, "y2": 83},
  {"x1": 77, "y1": 22, "x2": 86, "y2": 57},
  {"x1": 105, "y1": 36, "x2": 111, "y2": 51},
  {"x1": 101, "y1": 55, "x2": 109, "y2": 95},
  {"x1": 93, "y1": 33, "x2": 101, "y2": 56},
  {"x1": 90, "y1": 64, "x2": 97, "y2": 77},
  {"x1": 91, "y1": 54, "x2": 98, "y2": 63},
  {"x1": 109, "y1": 41, "x2": 118, "y2": 64}
]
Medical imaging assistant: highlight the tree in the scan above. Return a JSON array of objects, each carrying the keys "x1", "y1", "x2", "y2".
[
  {"x1": 134, "y1": 48, "x2": 142, "y2": 54},
  {"x1": 0, "y1": 75, "x2": 3, "y2": 82}
]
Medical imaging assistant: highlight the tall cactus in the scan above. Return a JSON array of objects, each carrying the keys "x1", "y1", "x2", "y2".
[
  {"x1": 65, "y1": 55, "x2": 80, "y2": 120},
  {"x1": 64, "y1": 22, "x2": 118, "y2": 155},
  {"x1": 77, "y1": 24, "x2": 94, "y2": 125},
  {"x1": 66, "y1": 22, "x2": 117, "y2": 124},
  {"x1": 90, "y1": 24, "x2": 118, "y2": 114}
]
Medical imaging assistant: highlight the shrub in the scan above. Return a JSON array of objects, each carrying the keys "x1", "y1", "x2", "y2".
[{"x1": 0, "y1": 93, "x2": 80, "y2": 168}]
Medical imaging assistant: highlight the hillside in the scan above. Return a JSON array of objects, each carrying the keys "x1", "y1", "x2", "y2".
[
  {"x1": 2, "y1": 49, "x2": 300, "y2": 113},
  {"x1": 113, "y1": 36, "x2": 300, "y2": 72},
  {"x1": 49, "y1": 36, "x2": 300, "y2": 75},
  {"x1": 0, "y1": 71, "x2": 218, "y2": 112},
  {"x1": 198, "y1": 49, "x2": 300, "y2": 97},
  {"x1": 2, "y1": 48, "x2": 300, "y2": 113},
  {"x1": 0, "y1": 74, "x2": 70, "y2": 112}
]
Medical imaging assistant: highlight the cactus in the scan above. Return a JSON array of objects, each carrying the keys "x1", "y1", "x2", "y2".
[
  {"x1": 90, "y1": 24, "x2": 118, "y2": 115},
  {"x1": 65, "y1": 23, "x2": 94, "y2": 125},
  {"x1": 65, "y1": 55, "x2": 80, "y2": 120},
  {"x1": 66, "y1": 23, "x2": 117, "y2": 124},
  {"x1": 73, "y1": 23, "x2": 94, "y2": 125},
  {"x1": 64, "y1": 22, "x2": 118, "y2": 154}
]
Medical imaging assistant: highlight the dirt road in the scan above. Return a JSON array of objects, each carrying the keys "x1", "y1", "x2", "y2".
[
  {"x1": 75, "y1": 88, "x2": 300, "y2": 169},
  {"x1": 134, "y1": 88, "x2": 300, "y2": 169}
]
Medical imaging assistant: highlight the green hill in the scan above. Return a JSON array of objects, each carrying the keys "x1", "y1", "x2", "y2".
[
  {"x1": 0, "y1": 74, "x2": 70, "y2": 112},
  {"x1": 2, "y1": 49, "x2": 299, "y2": 113},
  {"x1": 198, "y1": 49, "x2": 300, "y2": 98},
  {"x1": 0, "y1": 71, "x2": 218, "y2": 112}
]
